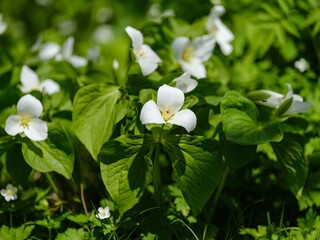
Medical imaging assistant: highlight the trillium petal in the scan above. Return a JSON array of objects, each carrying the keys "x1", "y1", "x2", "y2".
[
  {"x1": 40, "y1": 79, "x2": 60, "y2": 95},
  {"x1": 136, "y1": 45, "x2": 162, "y2": 76},
  {"x1": 38, "y1": 42, "x2": 61, "y2": 60},
  {"x1": 283, "y1": 101, "x2": 313, "y2": 116},
  {"x1": 157, "y1": 84, "x2": 185, "y2": 113},
  {"x1": 68, "y1": 55, "x2": 88, "y2": 68},
  {"x1": 21, "y1": 66, "x2": 40, "y2": 92},
  {"x1": 180, "y1": 60, "x2": 206, "y2": 79},
  {"x1": 24, "y1": 118, "x2": 48, "y2": 141},
  {"x1": 5, "y1": 115, "x2": 24, "y2": 136},
  {"x1": 61, "y1": 37, "x2": 74, "y2": 58},
  {"x1": 257, "y1": 90, "x2": 284, "y2": 108},
  {"x1": 141, "y1": 44, "x2": 162, "y2": 63},
  {"x1": 284, "y1": 83, "x2": 293, "y2": 101},
  {"x1": 98, "y1": 207, "x2": 104, "y2": 213},
  {"x1": 211, "y1": 5, "x2": 225, "y2": 18},
  {"x1": 0, "y1": 189, "x2": 6, "y2": 196},
  {"x1": 293, "y1": 94, "x2": 303, "y2": 102},
  {"x1": 125, "y1": 26, "x2": 143, "y2": 50},
  {"x1": 173, "y1": 72, "x2": 198, "y2": 93},
  {"x1": 17, "y1": 94, "x2": 43, "y2": 117},
  {"x1": 172, "y1": 37, "x2": 190, "y2": 60},
  {"x1": 218, "y1": 40, "x2": 233, "y2": 56},
  {"x1": 214, "y1": 19, "x2": 234, "y2": 42},
  {"x1": 167, "y1": 109, "x2": 197, "y2": 133},
  {"x1": 140, "y1": 100, "x2": 165, "y2": 125},
  {"x1": 192, "y1": 35, "x2": 215, "y2": 62}
]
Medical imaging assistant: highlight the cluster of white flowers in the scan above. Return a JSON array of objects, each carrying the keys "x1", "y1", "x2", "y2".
[
  {"x1": 1, "y1": 184, "x2": 18, "y2": 202},
  {"x1": 255, "y1": 83, "x2": 312, "y2": 116},
  {"x1": 35, "y1": 37, "x2": 87, "y2": 68}
]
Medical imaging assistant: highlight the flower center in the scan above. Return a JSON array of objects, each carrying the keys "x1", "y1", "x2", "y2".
[
  {"x1": 7, "y1": 190, "x2": 12, "y2": 195},
  {"x1": 101, "y1": 211, "x2": 106, "y2": 216},
  {"x1": 135, "y1": 48, "x2": 146, "y2": 58},
  {"x1": 161, "y1": 106, "x2": 175, "y2": 121},
  {"x1": 182, "y1": 46, "x2": 194, "y2": 62},
  {"x1": 19, "y1": 115, "x2": 31, "y2": 129},
  {"x1": 209, "y1": 24, "x2": 218, "y2": 35}
]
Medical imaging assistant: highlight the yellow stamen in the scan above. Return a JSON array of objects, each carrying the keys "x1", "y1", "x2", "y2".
[
  {"x1": 19, "y1": 115, "x2": 31, "y2": 129},
  {"x1": 182, "y1": 46, "x2": 194, "y2": 62},
  {"x1": 209, "y1": 24, "x2": 218, "y2": 34},
  {"x1": 161, "y1": 105, "x2": 175, "y2": 121},
  {"x1": 135, "y1": 48, "x2": 146, "y2": 58},
  {"x1": 7, "y1": 190, "x2": 12, "y2": 195}
]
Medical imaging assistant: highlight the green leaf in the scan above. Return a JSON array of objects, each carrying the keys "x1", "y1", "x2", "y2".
[
  {"x1": 0, "y1": 225, "x2": 34, "y2": 240},
  {"x1": 73, "y1": 84, "x2": 121, "y2": 160},
  {"x1": 162, "y1": 135, "x2": 222, "y2": 215},
  {"x1": 100, "y1": 135, "x2": 154, "y2": 215},
  {"x1": 56, "y1": 228, "x2": 89, "y2": 240},
  {"x1": 247, "y1": 91, "x2": 271, "y2": 102},
  {"x1": 271, "y1": 133, "x2": 308, "y2": 198},
  {"x1": 221, "y1": 91, "x2": 283, "y2": 145},
  {"x1": 220, "y1": 132, "x2": 257, "y2": 169},
  {"x1": 6, "y1": 144, "x2": 32, "y2": 187},
  {"x1": 21, "y1": 123, "x2": 75, "y2": 179},
  {"x1": 275, "y1": 97, "x2": 293, "y2": 117}
]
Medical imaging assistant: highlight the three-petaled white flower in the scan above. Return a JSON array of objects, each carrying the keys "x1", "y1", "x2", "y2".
[
  {"x1": 96, "y1": 206, "x2": 111, "y2": 219},
  {"x1": 255, "y1": 83, "x2": 312, "y2": 116},
  {"x1": 20, "y1": 65, "x2": 60, "y2": 95},
  {"x1": 140, "y1": 84, "x2": 197, "y2": 132},
  {"x1": 55, "y1": 37, "x2": 88, "y2": 68},
  {"x1": 5, "y1": 94, "x2": 48, "y2": 141},
  {"x1": 172, "y1": 72, "x2": 198, "y2": 93},
  {"x1": 0, "y1": 13, "x2": 8, "y2": 35},
  {"x1": 172, "y1": 35, "x2": 215, "y2": 79},
  {"x1": 294, "y1": 58, "x2": 309, "y2": 73},
  {"x1": 206, "y1": 5, "x2": 234, "y2": 55},
  {"x1": 125, "y1": 26, "x2": 162, "y2": 76},
  {"x1": 1, "y1": 184, "x2": 18, "y2": 202}
]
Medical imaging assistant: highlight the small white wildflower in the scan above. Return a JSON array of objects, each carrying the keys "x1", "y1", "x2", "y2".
[
  {"x1": 125, "y1": 26, "x2": 162, "y2": 76},
  {"x1": 294, "y1": 58, "x2": 309, "y2": 72},
  {"x1": 5, "y1": 94, "x2": 48, "y2": 141},
  {"x1": 96, "y1": 206, "x2": 111, "y2": 219},
  {"x1": 173, "y1": 72, "x2": 198, "y2": 93},
  {"x1": 112, "y1": 59, "x2": 119, "y2": 70},
  {"x1": 1, "y1": 184, "x2": 18, "y2": 202}
]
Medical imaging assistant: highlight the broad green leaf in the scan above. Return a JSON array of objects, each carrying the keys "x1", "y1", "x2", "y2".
[
  {"x1": 21, "y1": 123, "x2": 74, "y2": 179},
  {"x1": 221, "y1": 91, "x2": 283, "y2": 145},
  {"x1": 220, "y1": 132, "x2": 257, "y2": 169},
  {"x1": 271, "y1": 133, "x2": 308, "y2": 198},
  {"x1": 162, "y1": 135, "x2": 222, "y2": 215},
  {"x1": 6, "y1": 144, "x2": 32, "y2": 187},
  {"x1": 0, "y1": 225, "x2": 34, "y2": 240},
  {"x1": 56, "y1": 228, "x2": 89, "y2": 240},
  {"x1": 73, "y1": 84, "x2": 121, "y2": 160},
  {"x1": 100, "y1": 135, "x2": 154, "y2": 215}
]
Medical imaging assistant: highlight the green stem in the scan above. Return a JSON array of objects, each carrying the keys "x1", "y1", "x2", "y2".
[
  {"x1": 45, "y1": 173, "x2": 62, "y2": 199},
  {"x1": 153, "y1": 143, "x2": 162, "y2": 208},
  {"x1": 48, "y1": 227, "x2": 52, "y2": 240},
  {"x1": 207, "y1": 166, "x2": 230, "y2": 221}
]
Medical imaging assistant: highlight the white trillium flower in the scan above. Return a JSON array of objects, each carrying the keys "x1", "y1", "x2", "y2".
[
  {"x1": 20, "y1": 65, "x2": 60, "y2": 95},
  {"x1": 125, "y1": 26, "x2": 162, "y2": 76},
  {"x1": 255, "y1": 83, "x2": 312, "y2": 116},
  {"x1": 294, "y1": 58, "x2": 309, "y2": 72},
  {"x1": 5, "y1": 94, "x2": 48, "y2": 141},
  {"x1": 55, "y1": 37, "x2": 88, "y2": 68},
  {"x1": 206, "y1": 5, "x2": 234, "y2": 55},
  {"x1": 140, "y1": 84, "x2": 197, "y2": 132},
  {"x1": 38, "y1": 42, "x2": 61, "y2": 60},
  {"x1": 1, "y1": 184, "x2": 18, "y2": 202},
  {"x1": 172, "y1": 35, "x2": 215, "y2": 79},
  {"x1": 0, "y1": 13, "x2": 8, "y2": 35},
  {"x1": 173, "y1": 72, "x2": 198, "y2": 93},
  {"x1": 96, "y1": 206, "x2": 111, "y2": 219}
]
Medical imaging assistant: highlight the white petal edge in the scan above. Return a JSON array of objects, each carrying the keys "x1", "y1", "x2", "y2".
[
  {"x1": 157, "y1": 84, "x2": 185, "y2": 113},
  {"x1": 257, "y1": 90, "x2": 284, "y2": 108},
  {"x1": 171, "y1": 37, "x2": 190, "y2": 61},
  {"x1": 17, "y1": 94, "x2": 43, "y2": 118},
  {"x1": 283, "y1": 101, "x2": 313, "y2": 116},
  {"x1": 61, "y1": 37, "x2": 74, "y2": 58},
  {"x1": 40, "y1": 79, "x2": 60, "y2": 95},
  {"x1": 180, "y1": 60, "x2": 207, "y2": 79},
  {"x1": 192, "y1": 35, "x2": 215, "y2": 62},
  {"x1": 68, "y1": 55, "x2": 88, "y2": 68},
  {"x1": 24, "y1": 118, "x2": 48, "y2": 141},
  {"x1": 21, "y1": 66, "x2": 40, "y2": 91},
  {"x1": 167, "y1": 109, "x2": 197, "y2": 133},
  {"x1": 5, "y1": 115, "x2": 24, "y2": 136},
  {"x1": 38, "y1": 42, "x2": 61, "y2": 60},
  {"x1": 125, "y1": 26, "x2": 143, "y2": 50},
  {"x1": 140, "y1": 100, "x2": 165, "y2": 125},
  {"x1": 173, "y1": 73, "x2": 198, "y2": 93}
]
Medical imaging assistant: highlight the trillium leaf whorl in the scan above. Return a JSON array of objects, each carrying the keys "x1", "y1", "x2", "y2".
[{"x1": 140, "y1": 84, "x2": 197, "y2": 132}]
